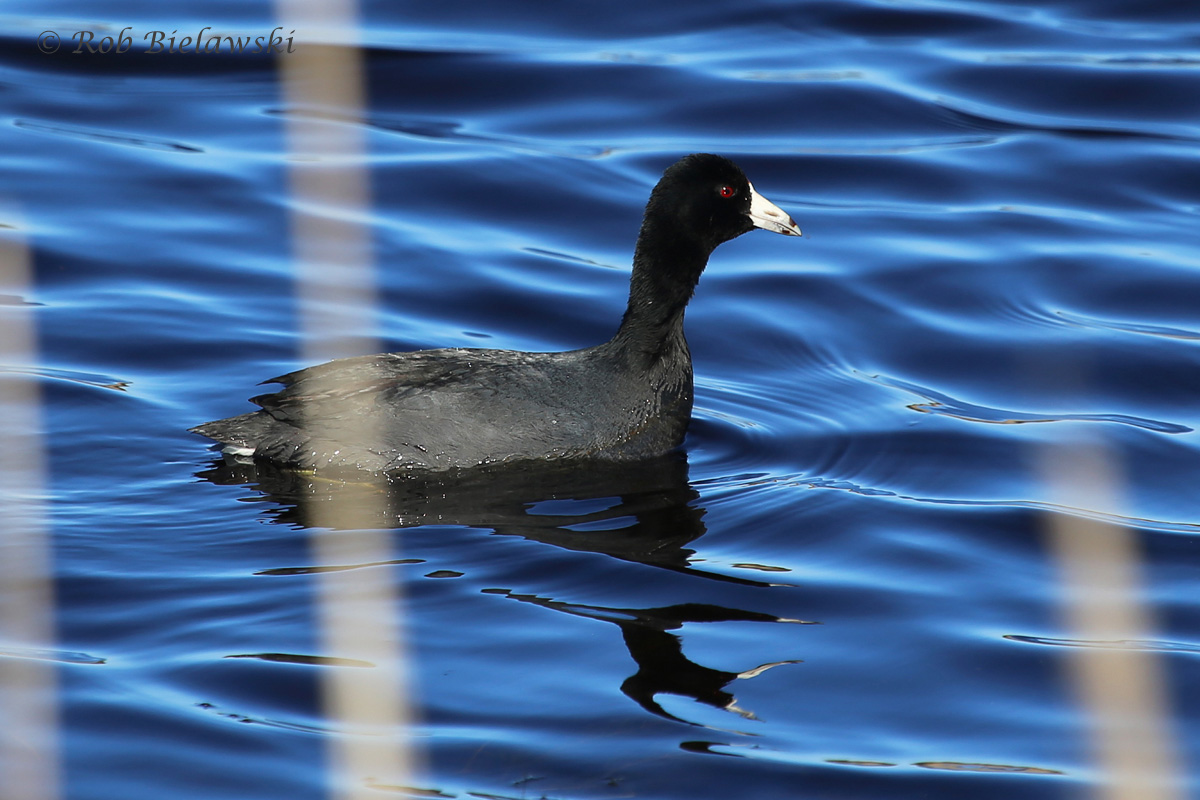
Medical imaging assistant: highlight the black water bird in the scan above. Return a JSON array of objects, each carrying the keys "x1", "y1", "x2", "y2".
[{"x1": 191, "y1": 154, "x2": 802, "y2": 473}]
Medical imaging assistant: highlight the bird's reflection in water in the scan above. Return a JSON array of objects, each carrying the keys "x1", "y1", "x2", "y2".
[
  {"x1": 197, "y1": 453, "x2": 808, "y2": 725},
  {"x1": 495, "y1": 590, "x2": 809, "y2": 725}
]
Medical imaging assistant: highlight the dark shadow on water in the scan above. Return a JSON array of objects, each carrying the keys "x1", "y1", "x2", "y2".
[
  {"x1": 196, "y1": 453, "x2": 808, "y2": 726},
  {"x1": 196, "y1": 452, "x2": 773, "y2": 586},
  {"x1": 495, "y1": 590, "x2": 808, "y2": 726}
]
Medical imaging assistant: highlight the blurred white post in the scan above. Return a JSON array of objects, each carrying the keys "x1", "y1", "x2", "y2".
[
  {"x1": 275, "y1": 2, "x2": 415, "y2": 797},
  {"x1": 0, "y1": 231, "x2": 59, "y2": 800},
  {"x1": 1043, "y1": 437, "x2": 1180, "y2": 800}
]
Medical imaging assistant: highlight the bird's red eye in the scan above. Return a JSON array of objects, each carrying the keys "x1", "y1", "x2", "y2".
[{"x1": 719, "y1": 185, "x2": 736, "y2": 198}]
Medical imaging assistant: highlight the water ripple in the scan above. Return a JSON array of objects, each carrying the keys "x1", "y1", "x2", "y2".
[
  {"x1": 783, "y1": 474, "x2": 1200, "y2": 536},
  {"x1": 266, "y1": 107, "x2": 608, "y2": 158},
  {"x1": 13, "y1": 119, "x2": 203, "y2": 153},
  {"x1": 871, "y1": 374, "x2": 1192, "y2": 434},
  {"x1": 195, "y1": 702, "x2": 333, "y2": 735},
  {"x1": 225, "y1": 652, "x2": 375, "y2": 668},
  {"x1": 1055, "y1": 310, "x2": 1200, "y2": 341},
  {"x1": 0, "y1": 645, "x2": 106, "y2": 665},
  {"x1": 255, "y1": 558, "x2": 424, "y2": 576},
  {"x1": 0, "y1": 293, "x2": 41, "y2": 306},
  {"x1": 700, "y1": 742, "x2": 1064, "y2": 775},
  {"x1": 0, "y1": 365, "x2": 130, "y2": 391},
  {"x1": 927, "y1": 96, "x2": 1199, "y2": 143},
  {"x1": 1006, "y1": 635, "x2": 1200, "y2": 655}
]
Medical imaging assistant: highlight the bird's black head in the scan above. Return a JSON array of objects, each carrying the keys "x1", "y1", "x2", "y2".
[
  {"x1": 644, "y1": 153, "x2": 801, "y2": 253},
  {"x1": 620, "y1": 153, "x2": 802, "y2": 343}
]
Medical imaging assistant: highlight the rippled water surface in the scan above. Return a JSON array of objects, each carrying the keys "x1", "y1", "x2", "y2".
[{"x1": 2, "y1": 1, "x2": 1199, "y2": 798}]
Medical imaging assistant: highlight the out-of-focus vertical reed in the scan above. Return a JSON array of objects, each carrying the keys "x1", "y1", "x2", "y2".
[
  {"x1": 1044, "y1": 437, "x2": 1180, "y2": 800},
  {"x1": 0, "y1": 229, "x2": 59, "y2": 800},
  {"x1": 275, "y1": 3, "x2": 416, "y2": 797}
]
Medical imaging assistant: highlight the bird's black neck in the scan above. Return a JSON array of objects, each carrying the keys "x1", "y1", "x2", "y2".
[{"x1": 611, "y1": 217, "x2": 712, "y2": 356}]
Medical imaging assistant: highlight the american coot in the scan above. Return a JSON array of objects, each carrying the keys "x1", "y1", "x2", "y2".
[{"x1": 191, "y1": 154, "x2": 801, "y2": 473}]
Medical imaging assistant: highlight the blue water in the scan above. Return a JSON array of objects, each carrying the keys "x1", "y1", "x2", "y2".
[{"x1": 2, "y1": 1, "x2": 1199, "y2": 798}]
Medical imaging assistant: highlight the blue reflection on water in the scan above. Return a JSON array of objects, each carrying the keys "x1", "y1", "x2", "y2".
[{"x1": 0, "y1": 0, "x2": 1197, "y2": 797}]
